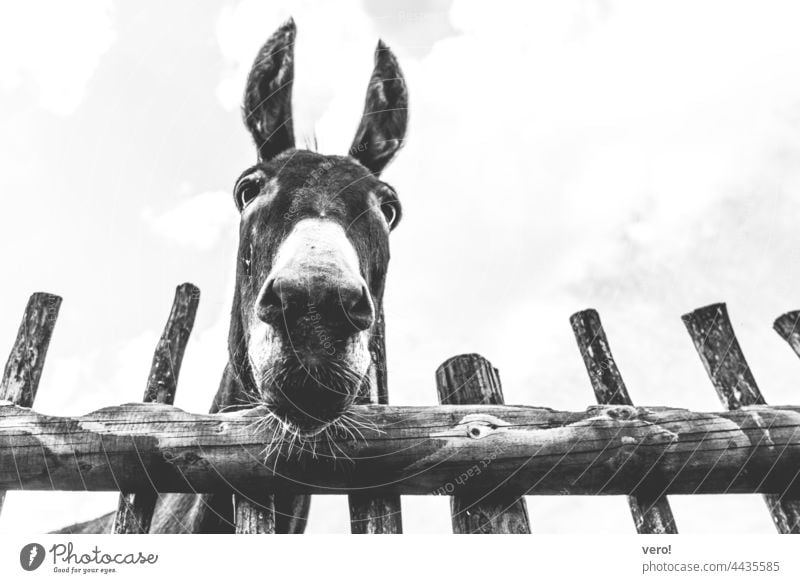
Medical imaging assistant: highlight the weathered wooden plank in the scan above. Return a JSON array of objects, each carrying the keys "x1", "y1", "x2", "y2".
[
  {"x1": 0, "y1": 293, "x2": 62, "y2": 405},
  {"x1": 348, "y1": 310, "x2": 403, "y2": 534},
  {"x1": 348, "y1": 494, "x2": 402, "y2": 534},
  {"x1": 0, "y1": 292, "x2": 61, "y2": 516},
  {"x1": 2, "y1": 402, "x2": 800, "y2": 496},
  {"x1": 774, "y1": 311, "x2": 800, "y2": 359},
  {"x1": 772, "y1": 309, "x2": 800, "y2": 531},
  {"x1": 234, "y1": 493, "x2": 279, "y2": 534},
  {"x1": 571, "y1": 309, "x2": 677, "y2": 534},
  {"x1": 436, "y1": 354, "x2": 531, "y2": 533},
  {"x1": 683, "y1": 303, "x2": 800, "y2": 534},
  {"x1": 569, "y1": 310, "x2": 633, "y2": 406},
  {"x1": 681, "y1": 303, "x2": 760, "y2": 409},
  {"x1": 113, "y1": 283, "x2": 199, "y2": 534},
  {"x1": 142, "y1": 283, "x2": 199, "y2": 403},
  {"x1": 234, "y1": 495, "x2": 276, "y2": 534}
]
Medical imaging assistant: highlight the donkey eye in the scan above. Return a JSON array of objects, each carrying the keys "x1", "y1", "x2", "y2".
[
  {"x1": 376, "y1": 184, "x2": 400, "y2": 229},
  {"x1": 234, "y1": 171, "x2": 265, "y2": 210},
  {"x1": 381, "y1": 201, "x2": 399, "y2": 228}
]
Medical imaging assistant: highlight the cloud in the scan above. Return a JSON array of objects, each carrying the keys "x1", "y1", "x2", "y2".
[
  {"x1": 143, "y1": 190, "x2": 238, "y2": 250},
  {"x1": 0, "y1": 0, "x2": 115, "y2": 114},
  {"x1": 376, "y1": 0, "x2": 800, "y2": 346},
  {"x1": 215, "y1": 0, "x2": 376, "y2": 150}
]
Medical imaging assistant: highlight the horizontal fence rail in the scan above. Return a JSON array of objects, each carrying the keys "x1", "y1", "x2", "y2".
[
  {"x1": 2, "y1": 402, "x2": 800, "y2": 497},
  {"x1": 3, "y1": 286, "x2": 800, "y2": 534}
]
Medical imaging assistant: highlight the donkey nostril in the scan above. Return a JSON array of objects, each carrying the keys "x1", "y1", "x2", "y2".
[
  {"x1": 258, "y1": 272, "x2": 373, "y2": 333},
  {"x1": 256, "y1": 277, "x2": 283, "y2": 323},
  {"x1": 344, "y1": 285, "x2": 374, "y2": 332}
]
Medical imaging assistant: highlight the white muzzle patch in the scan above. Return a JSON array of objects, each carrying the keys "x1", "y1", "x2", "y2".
[{"x1": 247, "y1": 218, "x2": 374, "y2": 400}]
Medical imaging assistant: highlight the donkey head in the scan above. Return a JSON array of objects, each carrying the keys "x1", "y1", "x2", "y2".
[{"x1": 229, "y1": 19, "x2": 407, "y2": 437}]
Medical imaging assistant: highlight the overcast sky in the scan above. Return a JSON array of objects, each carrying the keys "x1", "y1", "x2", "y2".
[{"x1": 2, "y1": 0, "x2": 800, "y2": 534}]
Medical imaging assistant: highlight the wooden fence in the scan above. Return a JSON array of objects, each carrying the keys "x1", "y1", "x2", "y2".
[{"x1": 1, "y1": 285, "x2": 799, "y2": 534}]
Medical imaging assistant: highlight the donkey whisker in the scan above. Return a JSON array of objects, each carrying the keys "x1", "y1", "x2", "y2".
[{"x1": 340, "y1": 415, "x2": 370, "y2": 443}]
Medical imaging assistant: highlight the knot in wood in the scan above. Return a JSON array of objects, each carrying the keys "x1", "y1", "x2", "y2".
[
  {"x1": 467, "y1": 423, "x2": 491, "y2": 439},
  {"x1": 433, "y1": 413, "x2": 511, "y2": 439},
  {"x1": 604, "y1": 405, "x2": 638, "y2": 420}
]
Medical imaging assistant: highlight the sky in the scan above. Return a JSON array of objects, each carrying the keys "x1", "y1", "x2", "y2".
[{"x1": 2, "y1": 0, "x2": 800, "y2": 534}]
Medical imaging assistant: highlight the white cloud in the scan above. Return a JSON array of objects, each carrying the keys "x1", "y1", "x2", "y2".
[
  {"x1": 0, "y1": 0, "x2": 115, "y2": 114},
  {"x1": 143, "y1": 190, "x2": 238, "y2": 250},
  {"x1": 215, "y1": 0, "x2": 376, "y2": 151},
  {"x1": 373, "y1": 0, "x2": 800, "y2": 337}
]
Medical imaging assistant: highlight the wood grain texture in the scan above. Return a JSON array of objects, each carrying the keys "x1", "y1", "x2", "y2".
[
  {"x1": 235, "y1": 494, "x2": 276, "y2": 534},
  {"x1": 2, "y1": 402, "x2": 800, "y2": 496},
  {"x1": 571, "y1": 309, "x2": 678, "y2": 534},
  {"x1": 1, "y1": 293, "x2": 62, "y2": 405},
  {"x1": 436, "y1": 354, "x2": 531, "y2": 533},
  {"x1": 348, "y1": 493, "x2": 403, "y2": 534},
  {"x1": 0, "y1": 292, "x2": 61, "y2": 516},
  {"x1": 772, "y1": 309, "x2": 800, "y2": 532},
  {"x1": 348, "y1": 309, "x2": 403, "y2": 534},
  {"x1": 113, "y1": 283, "x2": 199, "y2": 534},
  {"x1": 683, "y1": 303, "x2": 800, "y2": 534},
  {"x1": 681, "y1": 303, "x2": 760, "y2": 410},
  {"x1": 141, "y1": 283, "x2": 199, "y2": 404}
]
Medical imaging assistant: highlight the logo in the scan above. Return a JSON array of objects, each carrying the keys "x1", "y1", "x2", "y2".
[{"x1": 20, "y1": 543, "x2": 46, "y2": 571}]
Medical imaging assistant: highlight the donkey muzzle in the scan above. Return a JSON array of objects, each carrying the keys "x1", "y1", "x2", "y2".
[
  {"x1": 255, "y1": 218, "x2": 375, "y2": 337},
  {"x1": 257, "y1": 274, "x2": 374, "y2": 335}
]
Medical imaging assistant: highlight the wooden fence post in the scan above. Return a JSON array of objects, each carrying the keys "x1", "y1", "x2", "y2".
[
  {"x1": 570, "y1": 309, "x2": 678, "y2": 534},
  {"x1": 0, "y1": 292, "x2": 61, "y2": 517},
  {"x1": 772, "y1": 310, "x2": 800, "y2": 530},
  {"x1": 348, "y1": 311, "x2": 403, "y2": 533},
  {"x1": 235, "y1": 496, "x2": 277, "y2": 534},
  {"x1": 230, "y1": 363, "x2": 279, "y2": 534},
  {"x1": 435, "y1": 354, "x2": 531, "y2": 533},
  {"x1": 113, "y1": 283, "x2": 199, "y2": 534},
  {"x1": 683, "y1": 303, "x2": 800, "y2": 533},
  {"x1": 774, "y1": 311, "x2": 800, "y2": 358}
]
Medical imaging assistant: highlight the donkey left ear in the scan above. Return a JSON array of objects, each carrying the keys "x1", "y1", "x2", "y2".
[
  {"x1": 349, "y1": 41, "x2": 408, "y2": 175},
  {"x1": 243, "y1": 19, "x2": 296, "y2": 161}
]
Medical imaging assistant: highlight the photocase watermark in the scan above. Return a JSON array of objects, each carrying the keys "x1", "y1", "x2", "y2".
[
  {"x1": 394, "y1": 10, "x2": 427, "y2": 22},
  {"x1": 307, "y1": 301, "x2": 344, "y2": 360},
  {"x1": 42, "y1": 294, "x2": 61, "y2": 325},
  {"x1": 282, "y1": 160, "x2": 335, "y2": 224},
  {"x1": 20, "y1": 541, "x2": 159, "y2": 575},
  {"x1": 431, "y1": 444, "x2": 505, "y2": 496},
  {"x1": 349, "y1": 141, "x2": 369, "y2": 156},
  {"x1": 19, "y1": 542, "x2": 45, "y2": 571}
]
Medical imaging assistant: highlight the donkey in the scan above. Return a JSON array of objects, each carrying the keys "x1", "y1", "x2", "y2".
[{"x1": 57, "y1": 18, "x2": 407, "y2": 534}]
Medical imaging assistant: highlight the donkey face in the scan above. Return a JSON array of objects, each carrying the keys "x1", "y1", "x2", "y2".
[{"x1": 231, "y1": 19, "x2": 407, "y2": 436}]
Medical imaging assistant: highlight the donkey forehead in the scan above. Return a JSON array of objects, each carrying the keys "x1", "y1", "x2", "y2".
[
  {"x1": 243, "y1": 150, "x2": 386, "y2": 220},
  {"x1": 263, "y1": 150, "x2": 377, "y2": 193}
]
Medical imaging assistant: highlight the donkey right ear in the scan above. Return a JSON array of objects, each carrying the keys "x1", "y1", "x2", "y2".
[
  {"x1": 349, "y1": 41, "x2": 408, "y2": 175},
  {"x1": 243, "y1": 19, "x2": 296, "y2": 161}
]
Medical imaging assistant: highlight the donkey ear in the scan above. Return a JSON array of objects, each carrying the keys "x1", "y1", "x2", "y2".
[
  {"x1": 349, "y1": 41, "x2": 408, "y2": 175},
  {"x1": 243, "y1": 19, "x2": 296, "y2": 161}
]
